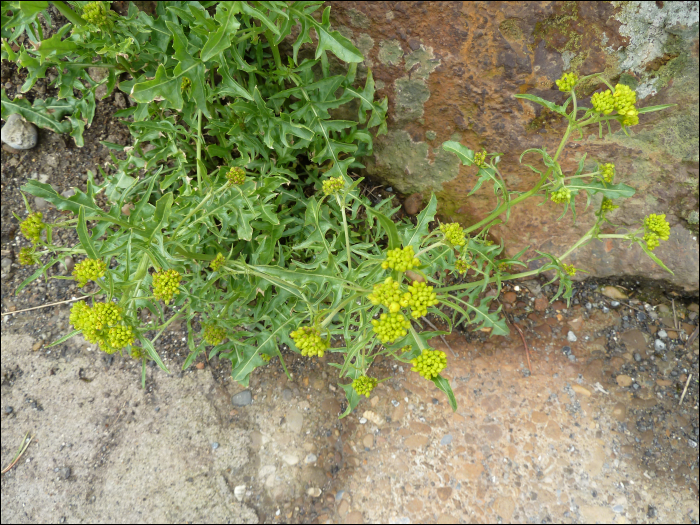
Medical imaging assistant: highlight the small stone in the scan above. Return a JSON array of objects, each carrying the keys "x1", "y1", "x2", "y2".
[
  {"x1": 359, "y1": 417, "x2": 367, "y2": 424},
  {"x1": 286, "y1": 411, "x2": 303, "y2": 434},
  {"x1": 362, "y1": 434, "x2": 374, "y2": 448},
  {"x1": 567, "y1": 331, "x2": 577, "y2": 342},
  {"x1": 586, "y1": 302, "x2": 592, "y2": 310},
  {"x1": 231, "y1": 390, "x2": 253, "y2": 406},
  {"x1": 282, "y1": 388, "x2": 292, "y2": 401},
  {"x1": 385, "y1": 186, "x2": 393, "y2": 192},
  {"x1": 633, "y1": 352, "x2": 642, "y2": 362},
  {"x1": 1, "y1": 258, "x2": 11, "y2": 271},
  {"x1": 61, "y1": 188, "x2": 75, "y2": 198},
  {"x1": 59, "y1": 467, "x2": 71, "y2": 480},
  {"x1": 61, "y1": 256, "x2": 75, "y2": 274},
  {"x1": 304, "y1": 453, "x2": 318, "y2": 464},
  {"x1": 34, "y1": 197, "x2": 49, "y2": 211},
  {"x1": 403, "y1": 193, "x2": 423, "y2": 215},
  {"x1": 568, "y1": 354, "x2": 577, "y2": 362},
  {"x1": 234, "y1": 485, "x2": 246, "y2": 501},
  {"x1": 503, "y1": 291, "x2": 517, "y2": 304},
  {"x1": 571, "y1": 385, "x2": 591, "y2": 397},
  {"x1": 562, "y1": 345, "x2": 571, "y2": 355},
  {"x1": 612, "y1": 504, "x2": 624, "y2": 513},
  {"x1": 534, "y1": 296, "x2": 548, "y2": 312},
  {"x1": 307, "y1": 487, "x2": 322, "y2": 497},
  {"x1": 440, "y1": 434, "x2": 453, "y2": 445},
  {"x1": 391, "y1": 399, "x2": 400, "y2": 407},
  {"x1": 195, "y1": 362, "x2": 205, "y2": 369},
  {"x1": 282, "y1": 454, "x2": 299, "y2": 466},
  {"x1": 654, "y1": 339, "x2": 666, "y2": 352},
  {"x1": 114, "y1": 92, "x2": 126, "y2": 108},
  {"x1": 4, "y1": 406, "x2": 14, "y2": 414},
  {"x1": 616, "y1": 375, "x2": 633, "y2": 387},
  {"x1": 1, "y1": 113, "x2": 38, "y2": 149},
  {"x1": 647, "y1": 505, "x2": 657, "y2": 518},
  {"x1": 610, "y1": 301, "x2": 620, "y2": 307},
  {"x1": 211, "y1": 442, "x2": 219, "y2": 450},
  {"x1": 601, "y1": 286, "x2": 627, "y2": 300},
  {"x1": 657, "y1": 330, "x2": 668, "y2": 339}
]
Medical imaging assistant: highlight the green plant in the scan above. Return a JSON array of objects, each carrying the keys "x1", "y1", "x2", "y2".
[{"x1": 1, "y1": 2, "x2": 674, "y2": 416}]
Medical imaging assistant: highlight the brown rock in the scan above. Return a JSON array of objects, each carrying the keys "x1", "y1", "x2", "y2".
[
  {"x1": 601, "y1": 286, "x2": 627, "y2": 300},
  {"x1": 436, "y1": 514, "x2": 459, "y2": 524},
  {"x1": 620, "y1": 329, "x2": 648, "y2": 351},
  {"x1": 362, "y1": 434, "x2": 374, "y2": 448},
  {"x1": 571, "y1": 385, "x2": 592, "y2": 397},
  {"x1": 436, "y1": 487, "x2": 452, "y2": 501},
  {"x1": 409, "y1": 421, "x2": 431, "y2": 434},
  {"x1": 345, "y1": 511, "x2": 364, "y2": 524},
  {"x1": 567, "y1": 317, "x2": 583, "y2": 332},
  {"x1": 195, "y1": 362, "x2": 205, "y2": 369},
  {"x1": 503, "y1": 291, "x2": 517, "y2": 304},
  {"x1": 551, "y1": 300, "x2": 567, "y2": 311},
  {"x1": 406, "y1": 499, "x2": 423, "y2": 512},
  {"x1": 616, "y1": 374, "x2": 633, "y2": 387},
  {"x1": 403, "y1": 193, "x2": 423, "y2": 215},
  {"x1": 534, "y1": 296, "x2": 548, "y2": 312},
  {"x1": 493, "y1": 497, "x2": 515, "y2": 521},
  {"x1": 531, "y1": 411, "x2": 548, "y2": 424},
  {"x1": 534, "y1": 324, "x2": 552, "y2": 337},
  {"x1": 32, "y1": 341, "x2": 42, "y2": 351},
  {"x1": 337, "y1": 500, "x2": 349, "y2": 516},
  {"x1": 667, "y1": 330, "x2": 678, "y2": 339},
  {"x1": 480, "y1": 424, "x2": 503, "y2": 442},
  {"x1": 404, "y1": 435, "x2": 429, "y2": 448}
]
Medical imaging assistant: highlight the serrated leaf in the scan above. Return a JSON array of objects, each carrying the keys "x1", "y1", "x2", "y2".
[
  {"x1": 77, "y1": 207, "x2": 98, "y2": 259},
  {"x1": 432, "y1": 374, "x2": 457, "y2": 411},
  {"x1": 200, "y1": 3, "x2": 241, "y2": 61},
  {"x1": 514, "y1": 94, "x2": 567, "y2": 116},
  {"x1": 568, "y1": 179, "x2": 635, "y2": 200},
  {"x1": 402, "y1": 194, "x2": 435, "y2": 250},
  {"x1": 442, "y1": 141, "x2": 475, "y2": 165}
]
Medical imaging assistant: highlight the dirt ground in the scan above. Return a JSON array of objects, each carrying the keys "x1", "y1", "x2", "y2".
[{"x1": 2, "y1": 31, "x2": 700, "y2": 524}]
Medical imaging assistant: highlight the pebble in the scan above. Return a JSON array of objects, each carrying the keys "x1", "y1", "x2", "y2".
[
  {"x1": 585, "y1": 302, "x2": 592, "y2": 310},
  {"x1": 567, "y1": 331, "x2": 577, "y2": 342},
  {"x1": 282, "y1": 453, "x2": 299, "y2": 466},
  {"x1": 359, "y1": 417, "x2": 367, "y2": 424},
  {"x1": 403, "y1": 193, "x2": 423, "y2": 215},
  {"x1": 307, "y1": 487, "x2": 322, "y2": 497},
  {"x1": 61, "y1": 256, "x2": 75, "y2": 274},
  {"x1": 34, "y1": 197, "x2": 49, "y2": 211},
  {"x1": 633, "y1": 353, "x2": 642, "y2": 362},
  {"x1": 612, "y1": 504, "x2": 624, "y2": 513},
  {"x1": 654, "y1": 339, "x2": 666, "y2": 352},
  {"x1": 657, "y1": 330, "x2": 668, "y2": 339},
  {"x1": 391, "y1": 399, "x2": 400, "y2": 407},
  {"x1": 440, "y1": 434, "x2": 453, "y2": 445},
  {"x1": 304, "y1": 453, "x2": 318, "y2": 464},
  {"x1": 282, "y1": 388, "x2": 292, "y2": 401},
  {"x1": 362, "y1": 434, "x2": 374, "y2": 448},
  {"x1": 1, "y1": 113, "x2": 38, "y2": 149},
  {"x1": 231, "y1": 390, "x2": 253, "y2": 406},
  {"x1": 610, "y1": 301, "x2": 620, "y2": 307},
  {"x1": 58, "y1": 467, "x2": 71, "y2": 480},
  {"x1": 1, "y1": 258, "x2": 11, "y2": 271},
  {"x1": 4, "y1": 406, "x2": 14, "y2": 414},
  {"x1": 562, "y1": 345, "x2": 571, "y2": 355},
  {"x1": 211, "y1": 442, "x2": 219, "y2": 450},
  {"x1": 616, "y1": 375, "x2": 633, "y2": 387},
  {"x1": 234, "y1": 485, "x2": 246, "y2": 501}
]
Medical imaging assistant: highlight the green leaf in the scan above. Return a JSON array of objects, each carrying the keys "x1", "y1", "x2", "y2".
[
  {"x1": 200, "y1": 3, "x2": 241, "y2": 62},
  {"x1": 1, "y1": 89, "x2": 71, "y2": 134},
  {"x1": 130, "y1": 64, "x2": 182, "y2": 109},
  {"x1": 402, "y1": 194, "x2": 435, "y2": 250},
  {"x1": 292, "y1": 6, "x2": 363, "y2": 63},
  {"x1": 366, "y1": 205, "x2": 400, "y2": 250},
  {"x1": 19, "y1": 1, "x2": 48, "y2": 17},
  {"x1": 77, "y1": 207, "x2": 98, "y2": 259},
  {"x1": 637, "y1": 104, "x2": 675, "y2": 114},
  {"x1": 514, "y1": 94, "x2": 567, "y2": 116},
  {"x1": 442, "y1": 141, "x2": 475, "y2": 165},
  {"x1": 431, "y1": 374, "x2": 457, "y2": 411},
  {"x1": 241, "y1": 2, "x2": 280, "y2": 36},
  {"x1": 568, "y1": 179, "x2": 635, "y2": 200},
  {"x1": 46, "y1": 329, "x2": 81, "y2": 349},
  {"x1": 139, "y1": 336, "x2": 170, "y2": 373},
  {"x1": 339, "y1": 381, "x2": 361, "y2": 418},
  {"x1": 639, "y1": 242, "x2": 674, "y2": 275},
  {"x1": 231, "y1": 344, "x2": 265, "y2": 386}
]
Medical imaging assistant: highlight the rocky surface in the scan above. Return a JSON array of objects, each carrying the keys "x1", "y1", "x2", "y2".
[
  {"x1": 327, "y1": 1, "x2": 700, "y2": 290},
  {"x1": 1, "y1": 113, "x2": 38, "y2": 150}
]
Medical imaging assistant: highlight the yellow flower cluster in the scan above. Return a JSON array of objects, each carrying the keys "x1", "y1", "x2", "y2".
[
  {"x1": 152, "y1": 269, "x2": 181, "y2": 304},
  {"x1": 368, "y1": 277, "x2": 409, "y2": 312},
  {"x1": 406, "y1": 280, "x2": 438, "y2": 319},
  {"x1": 410, "y1": 348, "x2": 447, "y2": 380},
  {"x1": 210, "y1": 253, "x2": 226, "y2": 271},
  {"x1": 473, "y1": 151, "x2": 486, "y2": 167},
  {"x1": 226, "y1": 166, "x2": 246, "y2": 185},
  {"x1": 371, "y1": 312, "x2": 411, "y2": 344},
  {"x1": 19, "y1": 247, "x2": 38, "y2": 266},
  {"x1": 72, "y1": 258, "x2": 107, "y2": 287},
  {"x1": 81, "y1": 1, "x2": 108, "y2": 26},
  {"x1": 613, "y1": 84, "x2": 638, "y2": 126},
  {"x1": 203, "y1": 323, "x2": 226, "y2": 346},
  {"x1": 381, "y1": 246, "x2": 420, "y2": 272},
  {"x1": 600, "y1": 197, "x2": 618, "y2": 213},
  {"x1": 562, "y1": 263, "x2": 576, "y2": 276},
  {"x1": 439, "y1": 222, "x2": 466, "y2": 247},
  {"x1": 181, "y1": 77, "x2": 191, "y2": 92},
  {"x1": 556, "y1": 72, "x2": 578, "y2": 92},
  {"x1": 455, "y1": 259, "x2": 468, "y2": 274},
  {"x1": 643, "y1": 213, "x2": 670, "y2": 251},
  {"x1": 70, "y1": 301, "x2": 134, "y2": 354},
  {"x1": 20, "y1": 212, "x2": 45, "y2": 243},
  {"x1": 591, "y1": 90, "x2": 614, "y2": 115},
  {"x1": 550, "y1": 187, "x2": 571, "y2": 204},
  {"x1": 322, "y1": 176, "x2": 344, "y2": 196},
  {"x1": 600, "y1": 163, "x2": 615, "y2": 183},
  {"x1": 290, "y1": 326, "x2": 329, "y2": 358},
  {"x1": 352, "y1": 376, "x2": 378, "y2": 398}
]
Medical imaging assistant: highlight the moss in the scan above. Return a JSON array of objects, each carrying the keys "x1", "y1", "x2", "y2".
[
  {"x1": 394, "y1": 77, "x2": 430, "y2": 123},
  {"x1": 532, "y1": 1, "x2": 586, "y2": 67},
  {"x1": 347, "y1": 8, "x2": 370, "y2": 30},
  {"x1": 404, "y1": 45, "x2": 440, "y2": 80},
  {"x1": 499, "y1": 19, "x2": 523, "y2": 41}
]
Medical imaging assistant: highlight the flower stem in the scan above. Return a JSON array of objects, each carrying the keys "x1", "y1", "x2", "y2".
[{"x1": 337, "y1": 194, "x2": 353, "y2": 271}]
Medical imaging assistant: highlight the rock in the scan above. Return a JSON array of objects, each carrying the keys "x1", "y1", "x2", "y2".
[
  {"x1": 571, "y1": 385, "x2": 591, "y2": 397},
  {"x1": 567, "y1": 331, "x2": 577, "y2": 342},
  {"x1": 282, "y1": 453, "x2": 299, "y2": 466},
  {"x1": 654, "y1": 339, "x2": 666, "y2": 351},
  {"x1": 61, "y1": 189, "x2": 76, "y2": 198},
  {"x1": 601, "y1": 286, "x2": 627, "y2": 300},
  {"x1": 231, "y1": 390, "x2": 252, "y2": 406},
  {"x1": 307, "y1": 487, "x2": 322, "y2": 497},
  {"x1": 657, "y1": 329, "x2": 668, "y2": 339},
  {"x1": 345, "y1": 511, "x2": 364, "y2": 524},
  {"x1": 114, "y1": 92, "x2": 126, "y2": 108},
  {"x1": 616, "y1": 375, "x2": 633, "y2": 387},
  {"x1": 534, "y1": 296, "x2": 548, "y2": 312},
  {"x1": 1, "y1": 258, "x2": 11, "y2": 272},
  {"x1": 1, "y1": 113, "x2": 38, "y2": 149},
  {"x1": 503, "y1": 291, "x2": 517, "y2": 304},
  {"x1": 304, "y1": 453, "x2": 318, "y2": 464},
  {"x1": 281, "y1": 388, "x2": 292, "y2": 401},
  {"x1": 440, "y1": 434, "x2": 453, "y2": 445},
  {"x1": 362, "y1": 434, "x2": 374, "y2": 448},
  {"x1": 60, "y1": 256, "x2": 75, "y2": 275},
  {"x1": 403, "y1": 193, "x2": 423, "y2": 215},
  {"x1": 211, "y1": 442, "x2": 219, "y2": 450},
  {"x1": 58, "y1": 467, "x2": 71, "y2": 480},
  {"x1": 286, "y1": 411, "x2": 303, "y2": 434},
  {"x1": 234, "y1": 485, "x2": 246, "y2": 501},
  {"x1": 33, "y1": 197, "x2": 48, "y2": 211},
  {"x1": 2, "y1": 143, "x2": 21, "y2": 154}
]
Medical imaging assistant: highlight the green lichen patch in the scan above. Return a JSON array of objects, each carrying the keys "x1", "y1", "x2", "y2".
[
  {"x1": 356, "y1": 33, "x2": 375, "y2": 57},
  {"x1": 404, "y1": 45, "x2": 440, "y2": 80},
  {"x1": 364, "y1": 130, "x2": 461, "y2": 193},
  {"x1": 426, "y1": 130, "x2": 437, "y2": 141},
  {"x1": 394, "y1": 76, "x2": 431, "y2": 123},
  {"x1": 347, "y1": 7, "x2": 370, "y2": 30},
  {"x1": 378, "y1": 39, "x2": 404, "y2": 66}
]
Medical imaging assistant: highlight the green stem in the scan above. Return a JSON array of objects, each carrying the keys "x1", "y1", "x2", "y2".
[
  {"x1": 415, "y1": 241, "x2": 445, "y2": 258},
  {"x1": 264, "y1": 30, "x2": 283, "y2": 69},
  {"x1": 152, "y1": 311, "x2": 183, "y2": 344},
  {"x1": 320, "y1": 294, "x2": 360, "y2": 329},
  {"x1": 337, "y1": 195, "x2": 353, "y2": 271},
  {"x1": 196, "y1": 110, "x2": 202, "y2": 189},
  {"x1": 171, "y1": 183, "x2": 229, "y2": 239},
  {"x1": 51, "y1": 1, "x2": 85, "y2": 26},
  {"x1": 465, "y1": 123, "x2": 573, "y2": 235},
  {"x1": 66, "y1": 62, "x2": 118, "y2": 68}
]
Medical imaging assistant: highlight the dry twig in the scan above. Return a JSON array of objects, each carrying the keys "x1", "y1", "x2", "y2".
[
  {"x1": 679, "y1": 374, "x2": 692, "y2": 406},
  {"x1": 420, "y1": 316, "x2": 456, "y2": 357},
  {"x1": 3, "y1": 296, "x2": 90, "y2": 316}
]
